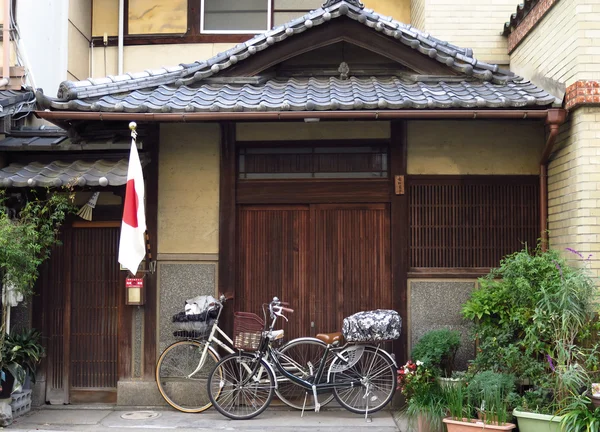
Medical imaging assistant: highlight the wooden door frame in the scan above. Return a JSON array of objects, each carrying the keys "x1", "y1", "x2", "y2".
[{"x1": 218, "y1": 120, "x2": 408, "y2": 363}]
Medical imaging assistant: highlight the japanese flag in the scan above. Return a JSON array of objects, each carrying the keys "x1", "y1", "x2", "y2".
[{"x1": 118, "y1": 139, "x2": 146, "y2": 275}]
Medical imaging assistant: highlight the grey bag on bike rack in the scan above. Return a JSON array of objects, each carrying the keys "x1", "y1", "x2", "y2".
[{"x1": 342, "y1": 309, "x2": 402, "y2": 342}]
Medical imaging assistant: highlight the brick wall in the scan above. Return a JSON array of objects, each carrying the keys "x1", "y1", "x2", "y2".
[
  {"x1": 548, "y1": 107, "x2": 600, "y2": 275},
  {"x1": 409, "y1": 0, "x2": 517, "y2": 64},
  {"x1": 410, "y1": 0, "x2": 426, "y2": 30},
  {"x1": 510, "y1": 0, "x2": 600, "y2": 90}
]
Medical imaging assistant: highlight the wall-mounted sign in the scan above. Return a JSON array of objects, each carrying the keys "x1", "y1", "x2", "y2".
[{"x1": 125, "y1": 277, "x2": 145, "y2": 305}]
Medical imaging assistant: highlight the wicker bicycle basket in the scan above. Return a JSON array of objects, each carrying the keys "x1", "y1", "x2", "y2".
[{"x1": 233, "y1": 312, "x2": 265, "y2": 351}]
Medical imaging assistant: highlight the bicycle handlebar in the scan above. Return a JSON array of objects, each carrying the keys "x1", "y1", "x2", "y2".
[{"x1": 280, "y1": 307, "x2": 294, "y2": 313}]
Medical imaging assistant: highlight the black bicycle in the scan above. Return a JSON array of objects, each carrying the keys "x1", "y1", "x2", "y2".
[{"x1": 207, "y1": 297, "x2": 399, "y2": 420}]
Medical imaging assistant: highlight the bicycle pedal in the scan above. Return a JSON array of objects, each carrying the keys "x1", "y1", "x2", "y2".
[{"x1": 314, "y1": 402, "x2": 321, "y2": 413}]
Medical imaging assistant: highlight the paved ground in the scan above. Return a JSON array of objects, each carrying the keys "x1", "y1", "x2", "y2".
[{"x1": 6, "y1": 406, "x2": 407, "y2": 432}]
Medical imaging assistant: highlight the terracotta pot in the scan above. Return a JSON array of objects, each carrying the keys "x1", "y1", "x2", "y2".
[{"x1": 443, "y1": 417, "x2": 516, "y2": 431}]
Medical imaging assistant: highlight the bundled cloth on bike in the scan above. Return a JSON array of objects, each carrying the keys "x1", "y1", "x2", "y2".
[
  {"x1": 342, "y1": 309, "x2": 401, "y2": 342},
  {"x1": 172, "y1": 295, "x2": 219, "y2": 332}
]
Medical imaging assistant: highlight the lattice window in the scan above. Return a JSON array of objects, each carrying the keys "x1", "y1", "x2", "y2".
[
  {"x1": 409, "y1": 177, "x2": 539, "y2": 268},
  {"x1": 238, "y1": 146, "x2": 389, "y2": 179}
]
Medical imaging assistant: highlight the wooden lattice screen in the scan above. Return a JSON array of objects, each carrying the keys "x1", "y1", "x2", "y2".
[{"x1": 409, "y1": 176, "x2": 540, "y2": 269}]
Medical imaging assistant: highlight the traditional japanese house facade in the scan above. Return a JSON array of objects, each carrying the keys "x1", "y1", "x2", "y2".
[{"x1": 0, "y1": 0, "x2": 597, "y2": 407}]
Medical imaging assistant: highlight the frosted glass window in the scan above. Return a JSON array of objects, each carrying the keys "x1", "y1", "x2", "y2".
[{"x1": 202, "y1": 0, "x2": 270, "y2": 33}]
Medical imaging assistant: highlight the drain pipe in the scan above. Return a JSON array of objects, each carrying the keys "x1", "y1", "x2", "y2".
[
  {"x1": 118, "y1": 0, "x2": 124, "y2": 74},
  {"x1": 540, "y1": 108, "x2": 568, "y2": 251},
  {"x1": 0, "y1": 0, "x2": 11, "y2": 88}
]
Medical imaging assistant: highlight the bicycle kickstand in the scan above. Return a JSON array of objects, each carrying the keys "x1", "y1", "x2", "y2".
[
  {"x1": 301, "y1": 392, "x2": 308, "y2": 418},
  {"x1": 312, "y1": 385, "x2": 321, "y2": 413}
]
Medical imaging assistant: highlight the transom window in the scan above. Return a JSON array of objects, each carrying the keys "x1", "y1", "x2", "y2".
[
  {"x1": 238, "y1": 146, "x2": 389, "y2": 179},
  {"x1": 201, "y1": 0, "x2": 272, "y2": 34}
]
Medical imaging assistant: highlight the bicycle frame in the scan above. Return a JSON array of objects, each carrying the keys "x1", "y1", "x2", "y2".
[{"x1": 187, "y1": 303, "x2": 235, "y2": 377}]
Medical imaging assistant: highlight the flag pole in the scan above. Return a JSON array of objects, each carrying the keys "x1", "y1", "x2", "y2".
[{"x1": 127, "y1": 122, "x2": 155, "y2": 275}]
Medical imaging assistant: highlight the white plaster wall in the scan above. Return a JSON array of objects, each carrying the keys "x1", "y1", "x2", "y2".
[{"x1": 16, "y1": 0, "x2": 69, "y2": 92}]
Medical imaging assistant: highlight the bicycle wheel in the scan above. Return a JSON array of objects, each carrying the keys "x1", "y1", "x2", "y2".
[
  {"x1": 156, "y1": 340, "x2": 220, "y2": 413},
  {"x1": 208, "y1": 352, "x2": 275, "y2": 420},
  {"x1": 275, "y1": 337, "x2": 335, "y2": 410},
  {"x1": 331, "y1": 345, "x2": 396, "y2": 414}
]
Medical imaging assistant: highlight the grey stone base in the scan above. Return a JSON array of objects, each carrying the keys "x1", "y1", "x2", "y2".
[
  {"x1": 116, "y1": 380, "x2": 168, "y2": 406},
  {"x1": 31, "y1": 380, "x2": 46, "y2": 407},
  {"x1": 409, "y1": 281, "x2": 476, "y2": 371}
]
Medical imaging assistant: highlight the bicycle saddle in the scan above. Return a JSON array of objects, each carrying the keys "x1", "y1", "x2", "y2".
[{"x1": 316, "y1": 332, "x2": 343, "y2": 345}]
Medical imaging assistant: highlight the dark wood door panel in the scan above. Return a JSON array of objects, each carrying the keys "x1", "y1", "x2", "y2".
[
  {"x1": 237, "y1": 203, "x2": 392, "y2": 343},
  {"x1": 237, "y1": 206, "x2": 311, "y2": 342},
  {"x1": 312, "y1": 204, "x2": 392, "y2": 335},
  {"x1": 42, "y1": 226, "x2": 120, "y2": 404},
  {"x1": 70, "y1": 228, "x2": 119, "y2": 392}
]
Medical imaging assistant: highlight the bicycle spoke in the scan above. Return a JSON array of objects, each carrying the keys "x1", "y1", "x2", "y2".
[
  {"x1": 156, "y1": 341, "x2": 218, "y2": 413},
  {"x1": 209, "y1": 353, "x2": 275, "y2": 420}
]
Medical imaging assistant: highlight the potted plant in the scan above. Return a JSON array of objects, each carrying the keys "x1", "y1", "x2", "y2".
[
  {"x1": 411, "y1": 328, "x2": 461, "y2": 378},
  {"x1": 462, "y1": 245, "x2": 599, "y2": 432},
  {"x1": 442, "y1": 376, "x2": 516, "y2": 431},
  {"x1": 466, "y1": 371, "x2": 517, "y2": 421},
  {"x1": 398, "y1": 360, "x2": 446, "y2": 432},
  {"x1": 559, "y1": 394, "x2": 600, "y2": 432},
  {"x1": 4, "y1": 329, "x2": 45, "y2": 389}
]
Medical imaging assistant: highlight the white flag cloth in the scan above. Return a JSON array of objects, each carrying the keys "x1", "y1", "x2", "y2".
[{"x1": 118, "y1": 139, "x2": 146, "y2": 275}]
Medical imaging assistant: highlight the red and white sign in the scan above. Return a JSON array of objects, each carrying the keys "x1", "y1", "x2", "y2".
[{"x1": 118, "y1": 137, "x2": 146, "y2": 275}]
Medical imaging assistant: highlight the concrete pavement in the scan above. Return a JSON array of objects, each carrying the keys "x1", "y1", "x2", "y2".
[{"x1": 5, "y1": 406, "x2": 407, "y2": 432}]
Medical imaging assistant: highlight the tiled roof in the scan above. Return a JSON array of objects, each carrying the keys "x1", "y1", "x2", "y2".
[
  {"x1": 47, "y1": 0, "x2": 520, "y2": 106},
  {"x1": 41, "y1": 77, "x2": 556, "y2": 112},
  {"x1": 0, "y1": 89, "x2": 35, "y2": 117},
  {"x1": 502, "y1": 0, "x2": 538, "y2": 35},
  {"x1": 0, "y1": 160, "x2": 129, "y2": 188}
]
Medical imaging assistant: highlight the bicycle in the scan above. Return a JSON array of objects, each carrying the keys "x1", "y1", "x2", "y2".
[
  {"x1": 207, "y1": 297, "x2": 399, "y2": 420},
  {"x1": 156, "y1": 294, "x2": 333, "y2": 412}
]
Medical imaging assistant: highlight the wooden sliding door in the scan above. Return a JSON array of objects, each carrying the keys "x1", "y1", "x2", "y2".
[{"x1": 237, "y1": 203, "x2": 392, "y2": 341}]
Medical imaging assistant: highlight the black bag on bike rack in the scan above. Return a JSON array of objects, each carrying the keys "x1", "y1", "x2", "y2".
[{"x1": 342, "y1": 309, "x2": 402, "y2": 342}]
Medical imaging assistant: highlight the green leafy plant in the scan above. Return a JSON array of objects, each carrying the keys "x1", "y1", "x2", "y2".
[
  {"x1": 462, "y1": 244, "x2": 599, "y2": 415},
  {"x1": 399, "y1": 360, "x2": 445, "y2": 431},
  {"x1": 560, "y1": 395, "x2": 600, "y2": 432},
  {"x1": 466, "y1": 370, "x2": 516, "y2": 420},
  {"x1": 411, "y1": 328, "x2": 461, "y2": 377},
  {"x1": 4, "y1": 329, "x2": 45, "y2": 384},
  {"x1": 0, "y1": 190, "x2": 74, "y2": 385},
  {"x1": 443, "y1": 379, "x2": 467, "y2": 420}
]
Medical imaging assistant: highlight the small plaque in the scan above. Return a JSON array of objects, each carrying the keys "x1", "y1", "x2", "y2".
[{"x1": 395, "y1": 175, "x2": 405, "y2": 195}]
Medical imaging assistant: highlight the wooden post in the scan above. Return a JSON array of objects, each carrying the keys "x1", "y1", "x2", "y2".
[{"x1": 390, "y1": 121, "x2": 408, "y2": 364}]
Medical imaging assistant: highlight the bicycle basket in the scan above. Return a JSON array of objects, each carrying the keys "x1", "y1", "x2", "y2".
[
  {"x1": 172, "y1": 319, "x2": 214, "y2": 339},
  {"x1": 233, "y1": 312, "x2": 265, "y2": 351}
]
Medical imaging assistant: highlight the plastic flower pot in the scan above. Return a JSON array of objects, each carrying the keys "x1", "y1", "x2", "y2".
[
  {"x1": 443, "y1": 418, "x2": 516, "y2": 431},
  {"x1": 512, "y1": 409, "x2": 562, "y2": 432}
]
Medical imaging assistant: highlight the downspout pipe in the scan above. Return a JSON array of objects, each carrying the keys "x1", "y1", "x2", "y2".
[
  {"x1": 118, "y1": 0, "x2": 124, "y2": 75},
  {"x1": 540, "y1": 108, "x2": 568, "y2": 251},
  {"x1": 0, "y1": 0, "x2": 11, "y2": 88}
]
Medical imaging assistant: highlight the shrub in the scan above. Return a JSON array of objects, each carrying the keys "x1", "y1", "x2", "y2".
[{"x1": 411, "y1": 328, "x2": 461, "y2": 377}]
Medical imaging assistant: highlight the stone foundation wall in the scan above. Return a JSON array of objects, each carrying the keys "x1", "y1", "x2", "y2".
[{"x1": 408, "y1": 280, "x2": 477, "y2": 371}]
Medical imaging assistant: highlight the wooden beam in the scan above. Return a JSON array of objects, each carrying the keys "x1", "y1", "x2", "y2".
[
  {"x1": 237, "y1": 180, "x2": 391, "y2": 204},
  {"x1": 218, "y1": 122, "x2": 237, "y2": 336},
  {"x1": 142, "y1": 124, "x2": 160, "y2": 379},
  {"x1": 390, "y1": 121, "x2": 408, "y2": 365},
  {"x1": 223, "y1": 19, "x2": 453, "y2": 77}
]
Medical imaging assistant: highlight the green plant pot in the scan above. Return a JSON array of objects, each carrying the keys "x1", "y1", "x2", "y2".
[{"x1": 512, "y1": 409, "x2": 563, "y2": 432}]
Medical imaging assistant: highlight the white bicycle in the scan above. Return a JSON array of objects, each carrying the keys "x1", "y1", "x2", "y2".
[{"x1": 156, "y1": 294, "x2": 333, "y2": 412}]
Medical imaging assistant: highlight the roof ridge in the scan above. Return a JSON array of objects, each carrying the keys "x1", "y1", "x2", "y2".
[{"x1": 47, "y1": 0, "x2": 515, "y2": 103}]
